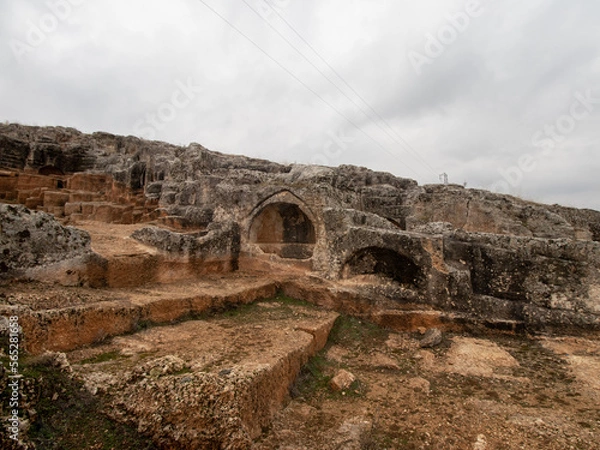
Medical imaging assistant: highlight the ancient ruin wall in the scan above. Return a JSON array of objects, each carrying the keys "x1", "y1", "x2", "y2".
[
  {"x1": 1, "y1": 123, "x2": 600, "y2": 330},
  {"x1": 3, "y1": 123, "x2": 599, "y2": 243}
]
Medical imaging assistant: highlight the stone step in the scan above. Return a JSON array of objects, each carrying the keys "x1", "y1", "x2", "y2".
[
  {"x1": 69, "y1": 298, "x2": 339, "y2": 449},
  {"x1": 279, "y1": 280, "x2": 529, "y2": 334},
  {"x1": 1, "y1": 278, "x2": 281, "y2": 354},
  {"x1": 64, "y1": 200, "x2": 155, "y2": 224},
  {"x1": 1, "y1": 171, "x2": 159, "y2": 225}
]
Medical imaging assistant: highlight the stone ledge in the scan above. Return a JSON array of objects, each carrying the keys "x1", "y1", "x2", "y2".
[
  {"x1": 71, "y1": 302, "x2": 339, "y2": 449},
  {"x1": 1, "y1": 279, "x2": 279, "y2": 354}
]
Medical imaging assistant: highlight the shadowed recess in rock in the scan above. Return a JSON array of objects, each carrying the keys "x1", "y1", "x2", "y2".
[
  {"x1": 342, "y1": 246, "x2": 423, "y2": 288},
  {"x1": 249, "y1": 202, "x2": 316, "y2": 259}
]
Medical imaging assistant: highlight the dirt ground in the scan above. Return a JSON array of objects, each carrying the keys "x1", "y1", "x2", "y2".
[
  {"x1": 255, "y1": 321, "x2": 600, "y2": 450},
  {"x1": 2, "y1": 286, "x2": 600, "y2": 449}
]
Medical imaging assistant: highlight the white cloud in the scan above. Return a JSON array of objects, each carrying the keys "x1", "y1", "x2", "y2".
[{"x1": 0, "y1": 0, "x2": 598, "y2": 210}]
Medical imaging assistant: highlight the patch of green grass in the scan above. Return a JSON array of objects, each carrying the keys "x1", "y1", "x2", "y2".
[
  {"x1": 290, "y1": 351, "x2": 333, "y2": 399},
  {"x1": 220, "y1": 301, "x2": 261, "y2": 319},
  {"x1": 339, "y1": 379, "x2": 366, "y2": 399},
  {"x1": 290, "y1": 314, "x2": 391, "y2": 401},
  {"x1": 119, "y1": 291, "x2": 316, "y2": 334},
  {"x1": 81, "y1": 351, "x2": 124, "y2": 365},
  {"x1": 329, "y1": 315, "x2": 389, "y2": 350},
  {"x1": 266, "y1": 292, "x2": 314, "y2": 308},
  {"x1": 134, "y1": 318, "x2": 153, "y2": 332},
  {"x1": 213, "y1": 292, "x2": 315, "y2": 323},
  {"x1": 6, "y1": 359, "x2": 158, "y2": 450},
  {"x1": 508, "y1": 338, "x2": 576, "y2": 387},
  {"x1": 172, "y1": 367, "x2": 193, "y2": 377},
  {"x1": 360, "y1": 418, "x2": 413, "y2": 450},
  {"x1": 21, "y1": 363, "x2": 45, "y2": 379}
]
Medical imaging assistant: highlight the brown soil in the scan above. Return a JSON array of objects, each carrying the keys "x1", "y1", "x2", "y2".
[
  {"x1": 75, "y1": 221, "x2": 159, "y2": 257},
  {"x1": 255, "y1": 324, "x2": 600, "y2": 450}
]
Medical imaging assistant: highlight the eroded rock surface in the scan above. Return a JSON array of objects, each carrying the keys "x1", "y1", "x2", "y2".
[
  {"x1": 0, "y1": 203, "x2": 104, "y2": 285},
  {"x1": 0, "y1": 204, "x2": 90, "y2": 271},
  {"x1": 131, "y1": 220, "x2": 240, "y2": 265},
  {"x1": 69, "y1": 300, "x2": 339, "y2": 450},
  {"x1": 1, "y1": 123, "x2": 599, "y2": 331},
  {"x1": 1, "y1": 123, "x2": 599, "y2": 242}
]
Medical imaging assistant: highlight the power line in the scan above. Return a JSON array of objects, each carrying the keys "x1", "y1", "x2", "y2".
[
  {"x1": 240, "y1": 0, "x2": 428, "y2": 178},
  {"x1": 263, "y1": 0, "x2": 438, "y2": 175},
  {"x1": 196, "y1": 0, "x2": 422, "y2": 177},
  {"x1": 262, "y1": 0, "x2": 439, "y2": 177}
]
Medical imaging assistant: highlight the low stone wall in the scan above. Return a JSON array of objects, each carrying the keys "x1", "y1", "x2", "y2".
[
  {"x1": 2, "y1": 281, "x2": 279, "y2": 355},
  {"x1": 132, "y1": 221, "x2": 240, "y2": 261},
  {"x1": 1, "y1": 204, "x2": 241, "y2": 288}
]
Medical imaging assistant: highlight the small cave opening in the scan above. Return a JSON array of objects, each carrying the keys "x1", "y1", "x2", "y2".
[
  {"x1": 249, "y1": 202, "x2": 316, "y2": 259},
  {"x1": 343, "y1": 247, "x2": 422, "y2": 287},
  {"x1": 130, "y1": 162, "x2": 147, "y2": 190},
  {"x1": 591, "y1": 223, "x2": 600, "y2": 243},
  {"x1": 39, "y1": 165, "x2": 65, "y2": 176}
]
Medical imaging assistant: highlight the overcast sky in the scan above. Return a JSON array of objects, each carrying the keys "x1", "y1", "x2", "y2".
[{"x1": 1, "y1": 0, "x2": 599, "y2": 210}]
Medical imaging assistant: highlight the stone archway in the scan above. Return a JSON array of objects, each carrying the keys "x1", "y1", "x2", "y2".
[
  {"x1": 342, "y1": 246, "x2": 422, "y2": 287},
  {"x1": 249, "y1": 197, "x2": 316, "y2": 260}
]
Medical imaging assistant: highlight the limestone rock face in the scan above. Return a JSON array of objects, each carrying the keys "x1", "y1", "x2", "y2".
[
  {"x1": 1, "y1": 123, "x2": 599, "y2": 243},
  {"x1": 0, "y1": 204, "x2": 91, "y2": 274},
  {"x1": 405, "y1": 184, "x2": 600, "y2": 241},
  {"x1": 131, "y1": 221, "x2": 241, "y2": 265},
  {"x1": 443, "y1": 230, "x2": 600, "y2": 327},
  {"x1": 1, "y1": 123, "x2": 600, "y2": 330}
]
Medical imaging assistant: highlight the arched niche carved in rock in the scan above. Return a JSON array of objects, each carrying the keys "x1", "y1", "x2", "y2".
[{"x1": 249, "y1": 201, "x2": 316, "y2": 260}]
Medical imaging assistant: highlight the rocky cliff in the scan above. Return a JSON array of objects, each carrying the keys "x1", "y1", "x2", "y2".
[
  {"x1": 1, "y1": 123, "x2": 599, "y2": 331},
  {"x1": 1, "y1": 123, "x2": 598, "y2": 240}
]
